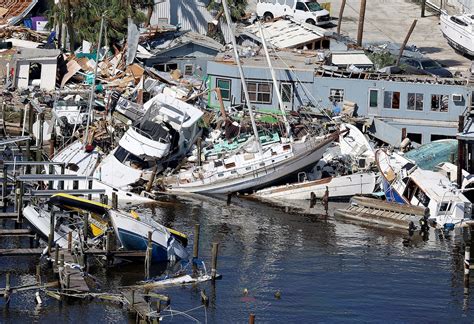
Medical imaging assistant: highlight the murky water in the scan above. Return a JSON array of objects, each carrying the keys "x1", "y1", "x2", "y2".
[{"x1": 0, "y1": 194, "x2": 472, "y2": 323}]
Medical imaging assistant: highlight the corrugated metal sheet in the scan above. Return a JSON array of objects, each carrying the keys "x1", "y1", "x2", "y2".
[{"x1": 150, "y1": 0, "x2": 234, "y2": 44}]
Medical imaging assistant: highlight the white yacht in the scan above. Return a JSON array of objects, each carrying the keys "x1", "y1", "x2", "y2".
[
  {"x1": 94, "y1": 93, "x2": 203, "y2": 190},
  {"x1": 440, "y1": 11, "x2": 474, "y2": 56}
]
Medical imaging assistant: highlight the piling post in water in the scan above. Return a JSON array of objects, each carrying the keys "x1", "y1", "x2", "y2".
[
  {"x1": 192, "y1": 224, "x2": 200, "y2": 276},
  {"x1": 48, "y1": 208, "x2": 55, "y2": 255},
  {"x1": 211, "y1": 242, "x2": 219, "y2": 280},
  {"x1": 5, "y1": 272, "x2": 10, "y2": 302},
  {"x1": 249, "y1": 313, "x2": 255, "y2": 324},
  {"x1": 322, "y1": 186, "x2": 329, "y2": 215},
  {"x1": 465, "y1": 245, "x2": 471, "y2": 292},
  {"x1": 36, "y1": 264, "x2": 41, "y2": 285},
  {"x1": 2, "y1": 162, "x2": 7, "y2": 211},
  {"x1": 112, "y1": 192, "x2": 118, "y2": 209},
  {"x1": 145, "y1": 231, "x2": 153, "y2": 280},
  {"x1": 48, "y1": 165, "x2": 54, "y2": 189},
  {"x1": 16, "y1": 181, "x2": 24, "y2": 225},
  {"x1": 55, "y1": 244, "x2": 59, "y2": 268},
  {"x1": 106, "y1": 230, "x2": 112, "y2": 265},
  {"x1": 226, "y1": 193, "x2": 232, "y2": 206}
]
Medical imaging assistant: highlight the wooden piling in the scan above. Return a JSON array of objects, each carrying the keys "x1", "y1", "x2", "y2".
[
  {"x1": 67, "y1": 232, "x2": 72, "y2": 252},
  {"x1": 2, "y1": 163, "x2": 7, "y2": 212},
  {"x1": 145, "y1": 231, "x2": 152, "y2": 280},
  {"x1": 211, "y1": 242, "x2": 219, "y2": 280},
  {"x1": 146, "y1": 164, "x2": 159, "y2": 192},
  {"x1": 465, "y1": 245, "x2": 470, "y2": 292},
  {"x1": 55, "y1": 244, "x2": 59, "y2": 268},
  {"x1": 5, "y1": 272, "x2": 10, "y2": 300},
  {"x1": 36, "y1": 264, "x2": 41, "y2": 285},
  {"x1": 49, "y1": 132, "x2": 56, "y2": 158},
  {"x1": 60, "y1": 253, "x2": 65, "y2": 269},
  {"x1": 249, "y1": 313, "x2": 255, "y2": 324},
  {"x1": 226, "y1": 193, "x2": 232, "y2": 206},
  {"x1": 112, "y1": 192, "x2": 118, "y2": 209},
  {"x1": 16, "y1": 181, "x2": 24, "y2": 225},
  {"x1": 458, "y1": 115, "x2": 465, "y2": 188},
  {"x1": 48, "y1": 208, "x2": 55, "y2": 255},
  {"x1": 421, "y1": 0, "x2": 426, "y2": 17},
  {"x1": 36, "y1": 112, "x2": 44, "y2": 173},
  {"x1": 101, "y1": 193, "x2": 108, "y2": 205},
  {"x1": 192, "y1": 224, "x2": 200, "y2": 275}
]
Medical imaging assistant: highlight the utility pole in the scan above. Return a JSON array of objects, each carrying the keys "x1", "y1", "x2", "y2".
[
  {"x1": 356, "y1": 0, "x2": 367, "y2": 47},
  {"x1": 337, "y1": 0, "x2": 346, "y2": 36},
  {"x1": 396, "y1": 19, "x2": 418, "y2": 66}
]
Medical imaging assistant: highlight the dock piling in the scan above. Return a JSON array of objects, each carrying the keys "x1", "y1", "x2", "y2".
[
  {"x1": 249, "y1": 313, "x2": 255, "y2": 324},
  {"x1": 67, "y1": 232, "x2": 72, "y2": 252},
  {"x1": 465, "y1": 245, "x2": 470, "y2": 292},
  {"x1": 192, "y1": 224, "x2": 200, "y2": 275},
  {"x1": 16, "y1": 181, "x2": 24, "y2": 225},
  {"x1": 145, "y1": 231, "x2": 153, "y2": 280},
  {"x1": 2, "y1": 163, "x2": 7, "y2": 211},
  {"x1": 54, "y1": 244, "x2": 59, "y2": 268},
  {"x1": 112, "y1": 192, "x2": 118, "y2": 209},
  {"x1": 211, "y1": 242, "x2": 219, "y2": 280},
  {"x1": 36, "y1": 264, "x2": 41, "y2": 285},
  {"x1": 47, "y1": 208, "x2": 55, "y2": 255}
]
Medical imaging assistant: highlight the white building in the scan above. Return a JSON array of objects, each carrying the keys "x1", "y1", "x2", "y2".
[{"x1": 14, "y1": 48, "x2": 60, "y2": 91}]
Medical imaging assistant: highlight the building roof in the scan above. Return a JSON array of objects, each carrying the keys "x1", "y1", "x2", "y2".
[
  {"x1": 15, "y1": 48, "x2": 61, "y2": 60},
  {"x1": 241, "y1": 19, "x2": 330, "y2": 49},
  {"x1": 147, "y1": 30, "x2": 223, "y2": 56},
  {"x1": 331, "y1": 51, "x2": 374, "y2": 67},
  {"x1": 0, "y1": 0, "x2": 38, "y2": 27}
]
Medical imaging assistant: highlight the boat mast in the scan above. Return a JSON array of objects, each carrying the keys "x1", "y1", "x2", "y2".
[
  {"x1": 222, "y1": 0, "x2": 262, "y2": 154},
  {"x1": 257, "y1": 21, "x2": 292, "y2": 140},
  {"x1": 83, "y1": 14, "x2": 105, "y2": 147}
]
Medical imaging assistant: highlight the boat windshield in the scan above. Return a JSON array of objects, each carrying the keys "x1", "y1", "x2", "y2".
[
  {"x1": 114, "y1": 146, "x2": 151, "y2": 169},
  {"x1": 306, "y1": 1, "x2": 322, "y2": 11},
  {"x1": 450, "y1": 16, "x2": 468, "y2": 27}
]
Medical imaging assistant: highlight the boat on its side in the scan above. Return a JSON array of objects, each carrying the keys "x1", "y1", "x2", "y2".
[
  {"x1": 440, "y1": 12, "x2": 474, "y2": 56},
  {"x1": 375, "y1": 149, "x2": 473, "y2": 229},
  {"x1": 108, "y1": 209, "x2": 188, "y2": 262}
]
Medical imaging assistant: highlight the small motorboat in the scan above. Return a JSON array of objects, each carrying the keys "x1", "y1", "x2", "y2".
[{"x1": 108, "y1": 209, "x2": 188, "y2": 262}]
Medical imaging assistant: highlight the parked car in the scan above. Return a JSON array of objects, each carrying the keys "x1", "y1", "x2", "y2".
[
  {"x1": 256, "y1": 0, "x2": 331, "y2": 26},
  {"x1": 400, "y1": 57, "x2": 453, "y2": 78}
]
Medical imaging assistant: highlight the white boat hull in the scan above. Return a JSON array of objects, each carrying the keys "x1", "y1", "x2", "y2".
[
  {"x1": 23, "y1": 206, "x2": 70, "y2": 248},
  {"x1": 440, "y1": 13, "x2": 474, "y2": 56},
  {"x1": 165, "y1": 134, "x2": 336, "y2": 194},
  {"x1": 254, "y1": 172, "x2": 377, "y2": 200}
]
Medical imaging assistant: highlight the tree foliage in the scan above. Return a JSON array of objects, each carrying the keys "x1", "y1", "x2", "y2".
[
  {"x1": 207, "y1": 0, "x2": 248, "y2": 21},
  {"x1": 46, "y1": 0, "x2": 150, "y2": 50}
]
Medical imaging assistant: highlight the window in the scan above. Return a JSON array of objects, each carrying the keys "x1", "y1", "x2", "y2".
[
  {"x1": 329, "y1": 89, "x2": 344, "y2": 103},
  {"x1": 407, "y1": 93, "x2": 424, "y2": 111},
  {"x1": 280, "y1": 83, "x2": 292, "y2": 103},
  {"x1": 154, "y1": 63, "x2": 178, "y2": 72},
  {"x1": 431, "y1": 134, "x2": 455, "y2": 141},
  {"x1": 369, "y1": 89, "x2": 378, "y2": 108},
  {"x1": 431, "y1": 94, "x2": 449, "y2": 112},
  {"x1": 184, "y1": 64, "x2": 193, "y2": 76},
  {"x1": 407, "y1": 133, "x2": 422, "y2": 145},
  {"x1": 242, "y1": 82, "x2": 272, "y2": 104},
  {"x1": 216, "y1": 78, "x2": 231, "y2": 101},
  {"x1": 158, "y1": 18, "x2": 168, "y2": 24},
  {"x1": 295, "y1": 2, "x2": 308, "y2": 11},
  {"x1": 383, "y1": 91, "x2": 400, "y2": 109}
]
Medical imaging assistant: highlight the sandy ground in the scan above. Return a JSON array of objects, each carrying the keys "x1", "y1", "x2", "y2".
[{"x1": 326, "y1": 0, "x2": 472, "y2": 72}]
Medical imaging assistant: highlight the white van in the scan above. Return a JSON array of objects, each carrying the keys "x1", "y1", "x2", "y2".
[{"x1": 256, "y1": 0, "x2": 331, "y2": 26}]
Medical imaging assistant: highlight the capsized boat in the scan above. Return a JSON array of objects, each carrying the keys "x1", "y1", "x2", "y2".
[
  {"x1": 440, "y1": 11, "x2": 474, "y2": 56},
  {"x1": 109, "y1": 209, "x2": 188, "y2": 262},
  {"x1": 404, "y1": 139, "x2": 457, "y2": 171},
  {"x1": 375, "y1": 149, "x2": 473, "y2": 229}
]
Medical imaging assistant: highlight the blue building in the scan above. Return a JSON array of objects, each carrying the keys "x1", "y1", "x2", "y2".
[{"x1": 206, "y1": 50, "x2": 473, "y2": 145}]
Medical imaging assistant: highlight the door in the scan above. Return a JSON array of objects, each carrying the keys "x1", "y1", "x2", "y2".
[{"x1": 368, "y1": 88, "x2": 380, "y2": 116}]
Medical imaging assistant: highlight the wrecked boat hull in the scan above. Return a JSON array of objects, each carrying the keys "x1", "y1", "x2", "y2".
[{"x1": 254, "y1": 172, "x2": 377, "y2": 200}]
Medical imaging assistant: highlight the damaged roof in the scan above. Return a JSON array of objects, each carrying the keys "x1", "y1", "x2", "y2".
[
  {"x1": 146, "y1": 30, "x2": 223, "y2": 55},
  {"x1": 0, "y1": 0, "x2": 38, "y2": 27},
  {"x1": 242, "y1": 19, "x2": 331, "y2": 49},
  {"x1": 15, "y1": 48, "x2": 61, "y2": 60}
]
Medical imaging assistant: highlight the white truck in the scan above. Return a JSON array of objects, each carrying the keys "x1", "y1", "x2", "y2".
[{"x1": 256, "y1": 0, "x2": 330, "y2": 26}]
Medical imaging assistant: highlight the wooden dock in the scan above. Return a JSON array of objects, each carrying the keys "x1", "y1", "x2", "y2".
[
  {"x1": 334, "y1": 196, "x2": 428, "y2": 232},
  {"x1": 59, "y1": 251, "x2": 90, "y2": 293},
  {"x1": 122, "y1": 289, "x2": 158, "y2": 321}
]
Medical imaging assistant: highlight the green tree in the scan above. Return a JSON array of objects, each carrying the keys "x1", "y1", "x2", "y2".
[
  {"x1": 46, "y1": 0, "x2": 148, "y2": 50},
  {"x1": 207, "y1": 0, "x2": 248, "y2": 21}
]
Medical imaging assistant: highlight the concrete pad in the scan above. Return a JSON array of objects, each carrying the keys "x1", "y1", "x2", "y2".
[{"x1": 327, "y1": 0, "x2": 472, "y2": 72}]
